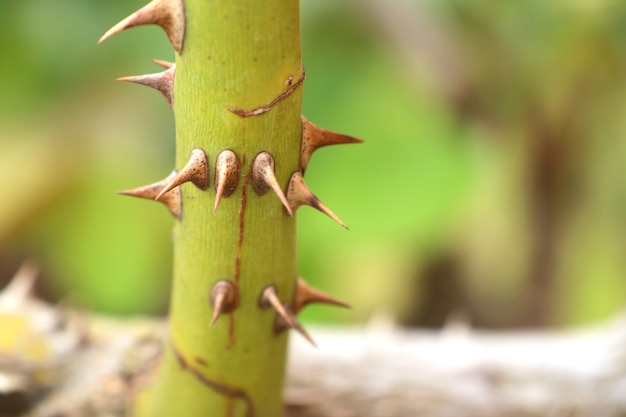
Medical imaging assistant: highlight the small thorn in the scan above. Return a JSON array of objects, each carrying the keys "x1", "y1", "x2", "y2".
[
  {"x1": 286, "y1": 172, "x2": 348, "y2": 229},
  {"x1": 117, "y1": 65, "x2": 175, "y2": 108},
  {"x1": 251, "y1": 152, "x2": 292, "y2": 216},
  {"x1": 260, "y1": 286, "x2": 316, "y2": 347},
  {"x1": 300, "y1": 115, "x2": 363, "y2": 174},
  {"x1": 209, "y1": 280, "x2": 237, "y2": 326},
  {"x1": 98, "y1": 0, "x2": 186, "y2": 54},
  {"x1": 0, "y1": 261, "x2": 39, "y2": 309},
  {"x1": 118, "y1": 170, "x2": 182, "y2": 219},
  {"x1": 156, "y1": 149, "x2": 209, "y2": 200},
  {"x1": 152, "y1": 58, "x2": 174, "y2": 69},
  {"x1": 293, "y1": 277, "x2": 350, "y2": 315},
  {"x1": 214, "y1": 150, "x2": 241, "y2": 212}
]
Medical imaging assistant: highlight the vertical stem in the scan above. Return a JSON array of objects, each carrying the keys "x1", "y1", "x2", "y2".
[{"x1": 136, "y1": 1, "x2": 303, "y2": 416}]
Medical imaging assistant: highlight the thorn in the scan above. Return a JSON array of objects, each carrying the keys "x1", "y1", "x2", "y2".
[
  {"x1": 98, "y1": 0, "x2": 186, "y2": 54},
  {"x1": 259, "y1": 286, "x2": 295, "y2": 327},
  {"x1": 293, "y1": 277, "x2": 350, "y2": 315},
  {"x1": 286, "y1": 172, "x2": 348, "y2": 230},
  {"x1": 213, "y1": 150, "x2": 241, "y2": 211},
  {"x1": 209, "y1": 280, "x2": 237, "y2": 326},
  {"x1": 118, "y1": 170, "x2": 182, "y2": 219},
  {"x1": 117, "y1": 65, "x2": 175, "y2": 108},
  {"x1": 300, "y1": 115, "x2": 363, "y2": 174},
  {"x1": 251, "y1": 152, "x2": 292, "y2": 216},
  {"x1": 152, "y1": 58, "x2": 174, "y2": 69},
  {"x1": 259, "y1": 286, "x2": 316, "y2": 347},
  {"x1": 0, "y1": 261, "x2": 39, "y2": 309},
  {"x1": 156, "y1": 149, "x2": 209, "y2": 200}
]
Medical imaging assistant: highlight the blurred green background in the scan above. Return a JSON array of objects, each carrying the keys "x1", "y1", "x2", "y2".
[{"x1": 1, "y1": 0, "x2": 625, "y2": 328}]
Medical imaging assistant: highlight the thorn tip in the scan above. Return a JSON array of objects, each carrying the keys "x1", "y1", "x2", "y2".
[{"x1": 286, "y1": 172, "x2": 348, "y2": 229}]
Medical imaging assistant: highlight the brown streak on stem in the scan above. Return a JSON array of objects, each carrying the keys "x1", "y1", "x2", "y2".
[
  {"x1": 234, "y1": 152, "x2": 249, "y2": 289},
  {"x1": 172, "y1": 342, "x2": 255, "y2": 417},
  {"x1": 194, "y1": 357, "x2": 209, "y2": 367},
  {"x1": 227, "y1": 398, "x2": 235, "y2": 417},
  {"x1": 228, "y1": 68, "x2": 305, "y2": 118}
]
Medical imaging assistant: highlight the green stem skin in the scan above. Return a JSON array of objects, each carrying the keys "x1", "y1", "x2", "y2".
[{"x1": 136, "y1": 1, "x2": 302, "y2": 416}]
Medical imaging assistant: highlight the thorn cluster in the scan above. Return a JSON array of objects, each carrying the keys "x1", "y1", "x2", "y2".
[{"x1": 100, "y1": 3, "x2": 362, "y2": 344}]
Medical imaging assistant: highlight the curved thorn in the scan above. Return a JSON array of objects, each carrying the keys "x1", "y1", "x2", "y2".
[
  {"x1": 209, "y1": 280, "x2": 237, "y2": 326},
  {"x1": 251, "y1": 152, "x2": 292, "y2": 216},
  {"x1": 156, "y1": 149, "x2": 209, "y2": 200},
  {"x1": 98, "y1": 0, "x2": 186, "y2": 54},
  {"x1": 117, "y1": 65, "x2": 175, "y2": 108},
  {"x1": 300, "y1": 115, "x2": 363, "y2": 174},
  {"x1": 118, "y1": 170, "x2": 181, "y2": 219},
  {"x1": 286, "y1": 172, "x2": 348, "y2": 229},
  {"x1": 213, "y1": 150, "x2": 241, "y2": 212},
  {"x1": 293, "y1": 277, "x2": 350, "y2": 315}
]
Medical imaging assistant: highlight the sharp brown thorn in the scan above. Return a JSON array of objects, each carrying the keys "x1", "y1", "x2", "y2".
[
  {"x1": 300, "y1": 115, "x2": 363, "y2": 174},
  {"x1": 293, "y1": 277, "x2": 350, "y2": 315},
  {"x1": 274, "y1": 304, "x2": 317, "y2": 347},
  {"x1": 209, "y1": 280, "x2": 237, "y2": 327},
  {"x1": 118, "y1": 170, "x2": 182, "y2": 219},
  {"x1": 286, "y1": 172, "x2": 348, "y2": 229},
  {"x1": 152, "y1": 58, "x2": 174, "y2": 69},
  {"x1": 213, "y1": 150, "x2": 241, "y2": 212},
  {"x1": 117, "y1": 65, "x2": 175, "y2": 108},
  {"x1": 259, "y1": 286, "x2": 295, "y2": 328},
  {"x1": 156, "y1": 149, "x2": 209, "y2": 200},
  {"x1": 261, "y1": 286, "x2": 317, "y2": 347},
  {"x1": 98, "y1": 0, "x2": 186, "y2": 54},
  {"x1": 291, "y1": 318, "x2": 317, "y2": 347},
  {"x1": 251, "y1": 152, "x2": 293, "y2": 216}
]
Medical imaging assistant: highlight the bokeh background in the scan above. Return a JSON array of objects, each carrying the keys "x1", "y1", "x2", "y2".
[{"x1": 1, "y1": 0, "x2": 625, "y2": 329}]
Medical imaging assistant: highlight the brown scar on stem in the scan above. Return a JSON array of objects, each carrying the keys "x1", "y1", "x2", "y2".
[
  {"x1": 194, "y1": 356, "x2": 209, "y2": 367},
  {"x1": 172, "y1": 342, "x2": 255, "y2": 417},
  {"x1": 227, "y1": 398, "x2": 235, "y2": 417},
  {"x1": 228, "y1": 68, "x2": 305, "y2": 118},
  {"x1": 225, "y1": 152, "x2": 248, "y2": 350},
  {"x1": 234, "y1": 152, "x2": 249, "y2": 289}
]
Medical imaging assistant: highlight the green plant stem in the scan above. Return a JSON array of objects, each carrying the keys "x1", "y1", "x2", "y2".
[{"x1": 136, "y1": 1, "x2": 303, "y2": 416}]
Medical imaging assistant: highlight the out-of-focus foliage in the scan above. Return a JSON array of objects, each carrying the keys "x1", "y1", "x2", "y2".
[{"x1": 0, "y1": 0, "x2": 625, "y2": 327}]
